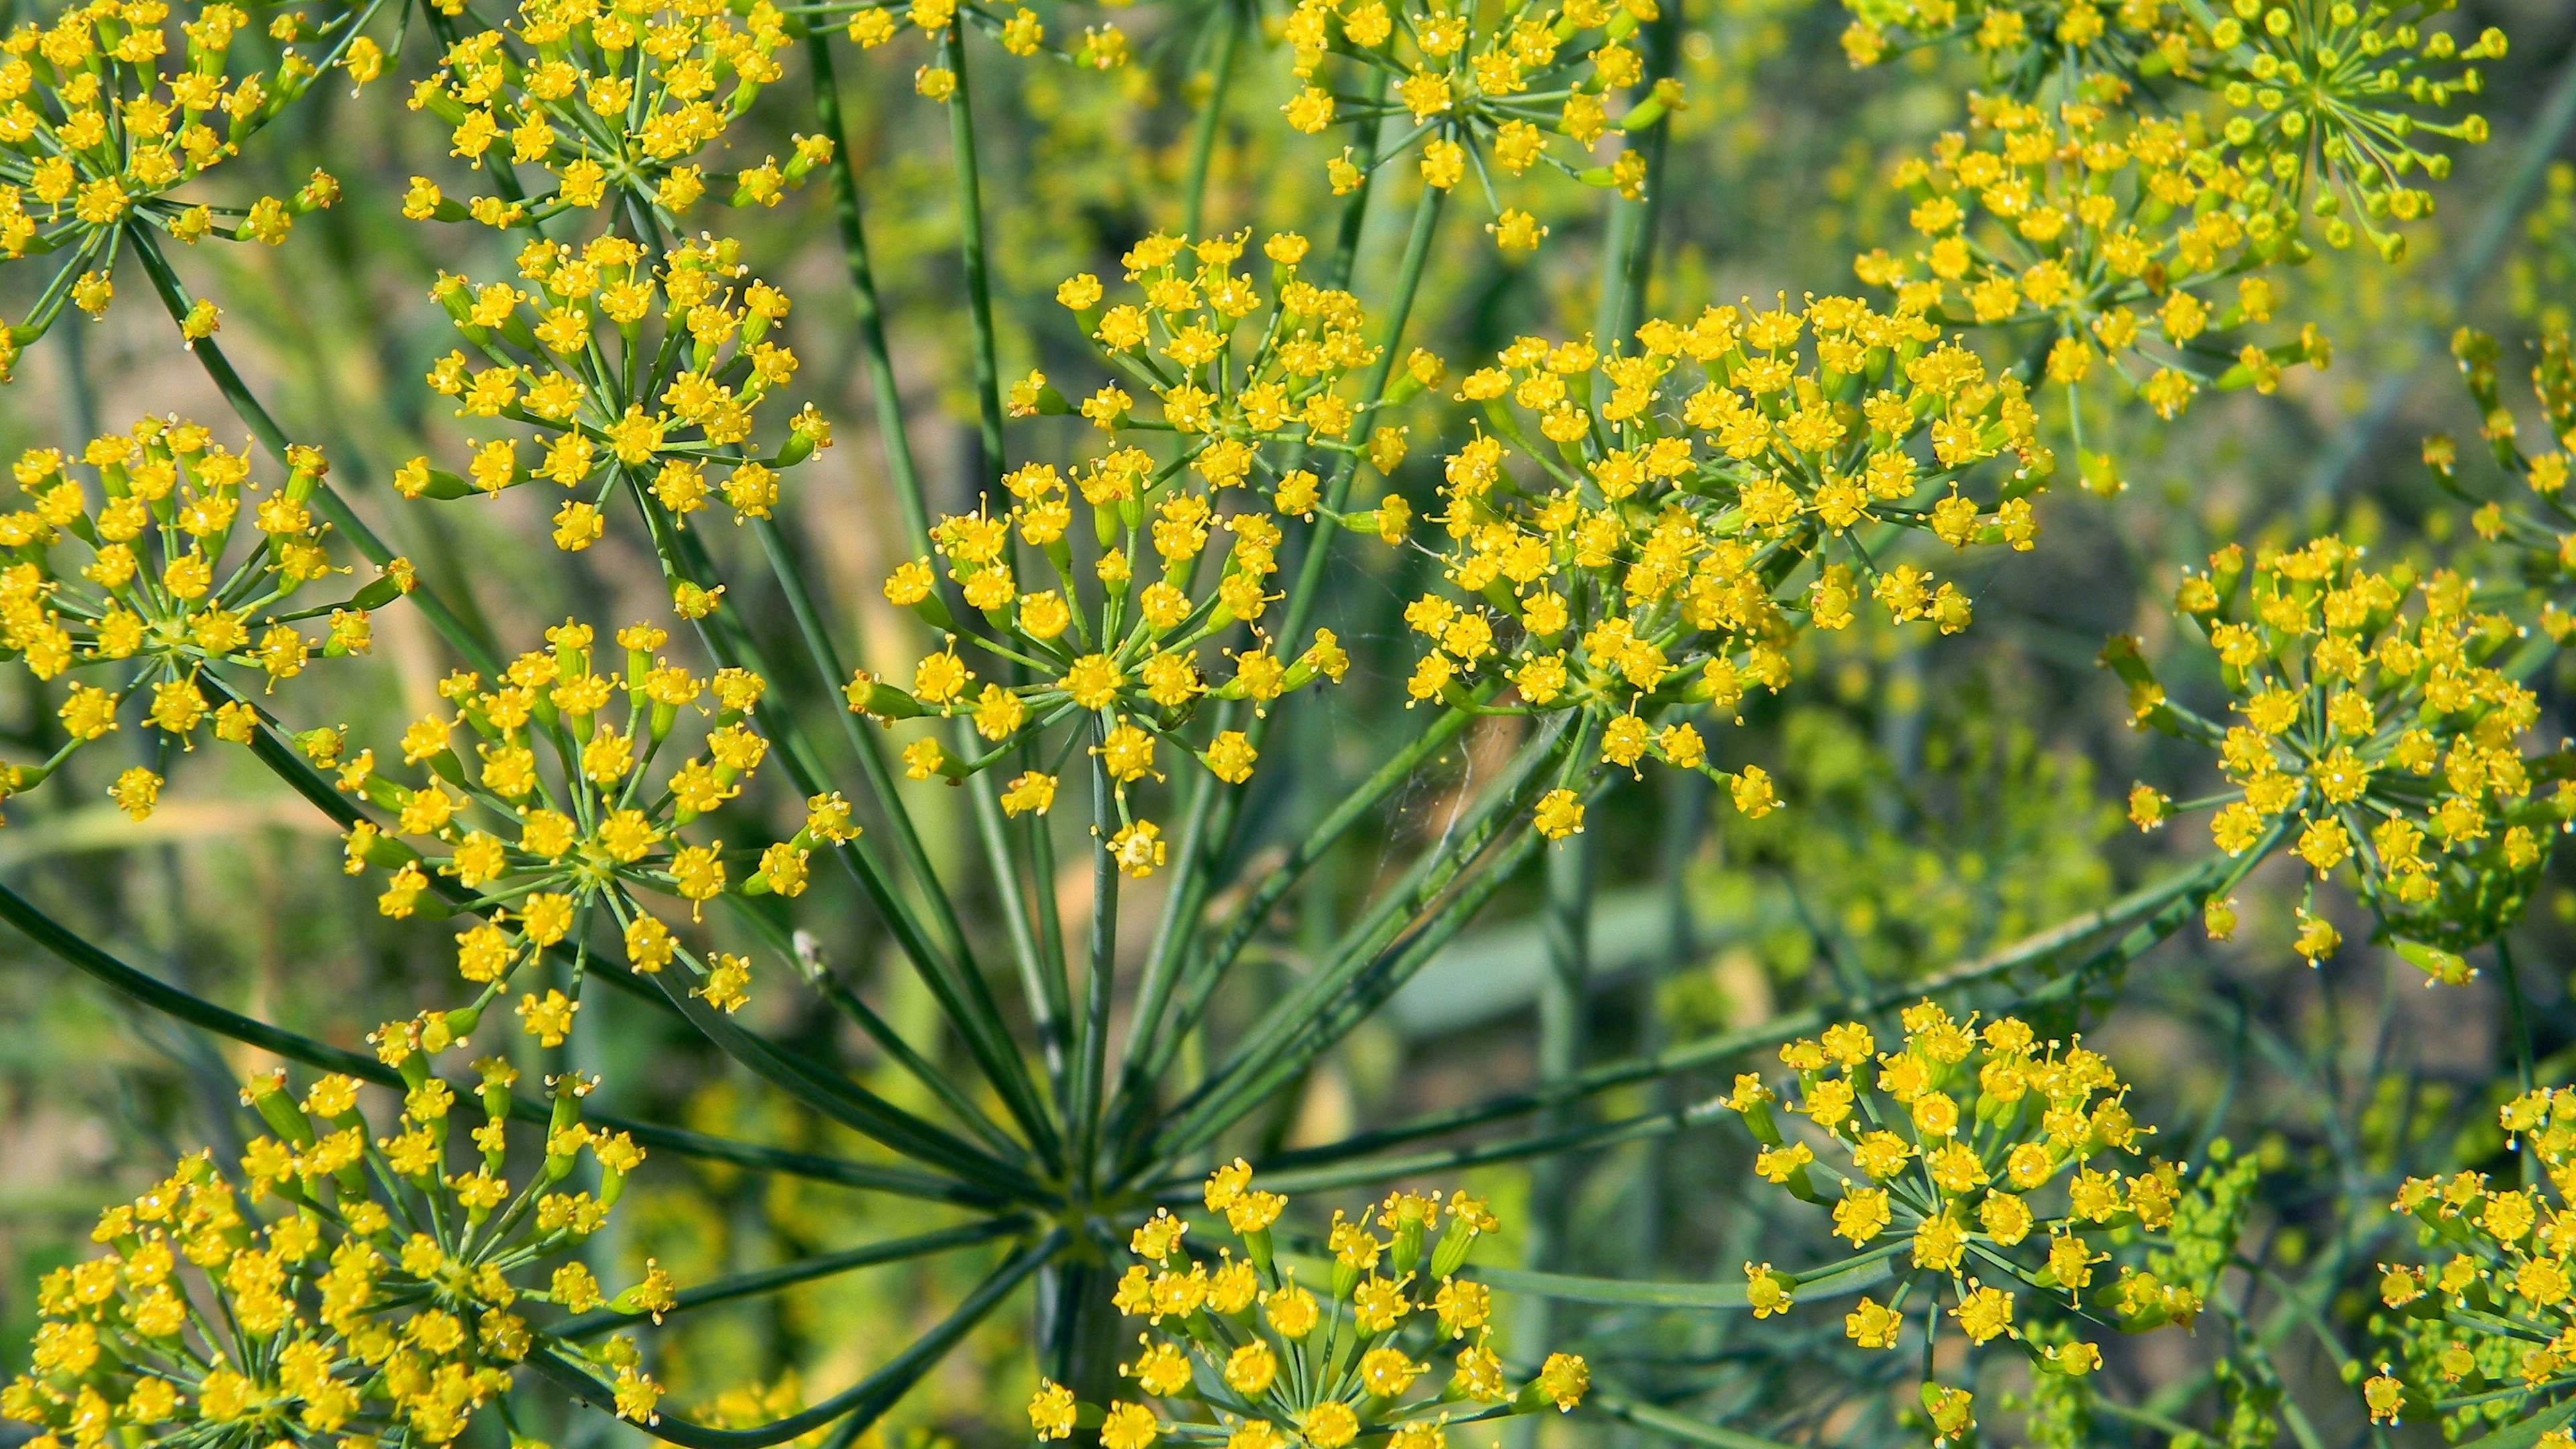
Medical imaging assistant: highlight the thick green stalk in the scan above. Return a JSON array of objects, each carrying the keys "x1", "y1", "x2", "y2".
[
  {"x1": 1260, "y1": 850, "x2": 2245, "y2": 1167},
  {"x1": 945, "y1": 29, "x2": 1008, "y2": 496},
  {"x1": 549, "y1": 1216, "x2": 1029, "y2": 1337},
  {"x1": 526, "y1": 1230, "x2": 1063, "y2": 1449},
  {"x1": 747, "y1": 517, "x2": 1061, "y2": 1154},
  {"x1": 653, "y1": 507, "x2": 1059, "y2": 1159},
  {"x1": 0, "y1": 875, "x2": 994, "y2": 1201},
  {"x1": 804, "y1": 25, "x2": 936, "y2": 556},
  {"x1": 1511, "y1": 828, "x2": 1592, "y2": 1449},
  {"x1": 1179, "y1": 0, "x2": 1244, "y2": 239},
  {"x1": 1073, "y1": 741, "x2": 1121, "y2": 1191},
  {"x1": 1272, "y1": 184, "x2": 1444, "y2": 659},
  {"x1": 1107, "y1": 700, "x2": 1484, "y2": 1155},
  {"x1": 128, "y1": 229, "x2": 501, "y2": 676},
  {"x1": 1148, "y1": 725, "x2": 1571, "y2": 1160}
]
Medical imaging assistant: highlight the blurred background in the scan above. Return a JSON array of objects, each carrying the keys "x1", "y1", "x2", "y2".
[{"x1": 7, "y1": 0, "x2": 2576, "y2": 1442}]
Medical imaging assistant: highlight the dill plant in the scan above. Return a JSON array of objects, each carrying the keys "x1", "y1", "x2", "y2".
[{"x1": 0, "y1": 0, "x2": 2565, "y2": 1444}]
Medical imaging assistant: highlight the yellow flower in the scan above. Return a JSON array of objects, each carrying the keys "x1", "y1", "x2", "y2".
[
  {"x1": 1302, "y1": 1401, "x2": 1358, "y2": 1448},
  {"x1": 1534, "y1": 788, "x2": 1585, "y2": 839},
  {"x1": 1028, "y1": 1382, "x2": 1077, "y2": 1441},
  {"x1": 1110, "y1": 820, "x2": 1167, "y2": 877},
  {"x1": 1537, "y1": 1352, "x2": 1589, "y2": 1410},
  {"x1": 1098, "y1": 1403, "x2": 1159, "y2": 1449}
]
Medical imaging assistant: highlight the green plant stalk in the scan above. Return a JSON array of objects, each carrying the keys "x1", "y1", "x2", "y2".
[
  {"x1": 1261, "y1": 848, "x2": 2249, "y2": 1167},
  {"x1": 1120, "y1": 186, "x2": 1452, "y2": 1136},
  {"x1": 1584, "y1": 1391, "x2": 1803, "y2": 1449},
  {"x1": 649, "y1": 502, "x2": 1061, "y2": 1160},
  {"x1": 128, "y1": 228, "x2": 502, "y2": 677},
  {"x1": 1513, "y1": 824, "x2": 1592, "y2": 1449},
  {"x1": 804, "y1": 25, "x2": 937, "y2": 557},
  {"x1": 526, "y1": 1229, "x2": 1064, "y2": 1449},
  {"x1": 800, "y1": 31, "x2": 1026, "y2": 1008},
  {"x1": 722, "y1": 895, "x2": 1028, "y2": 1161},
  {"x1": 549, "y1": 1216, "x2": 1030, "y2": 1337},
  {"x1": 1105, "y1": 698, "x2": 1487, "y2": 1161},
  {"x1": 1108, "y1": 185, "x2": 1452, "y2": 1122},
  {"x1": 1179, "y1": 0, "x2": 1244, "y2": 239},
  {"x1": 1095, "y1": 68, "x2": 1412, "y2": 1144},
  {"x1": 1073, "y1": 738, "x2": 1121, "y2": 1192},
  {"x1": 0, "y1": 872, "x2": 997, "y2": 1202},
  {"x1": 749, "y1": 512, "x2": 1061, "y2": 1145},
  {"x1": 1116, "y1": 697, "x2": 1515, "y2": 1149},
  {"x1": 945, "y1": 27, "x2": 1008, "y2": 496},
  {"x1": 1322, "y1": 67, "x2": 1395, "y2": 291},
  {"x1": 637, "y1": 954, "x2": 1046, "y2": 1196},
  {"x1": 967, "y1": 765, "x2": 1071, "y2": 1088},
  {"x1": 1271, "y1": 182, "x2": 1444, "y2": 661},
  {"x1": 746, "y1": 518, "x2": 997, "y2": 1011},
  {"x1": 1159, "y1": 814, "x2": 1554, "y2": 1164},
  {"x1": 223, "y1": 688, "x2": 1034, "y2": 1197},
  {"x1": 2500, "y1": 932, "x2": 2536, "y2": 1097},
  {"x1": 1150, "y1": 722, "x2": 1575, "y2": 1160}
]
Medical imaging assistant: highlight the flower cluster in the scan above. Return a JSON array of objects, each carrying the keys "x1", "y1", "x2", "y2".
[
  {"x1": 853, "y1": 233, "x2": 1368, "y2": 877},
  {"x1": 0, "y1": 419, "x2": 402, "y2": 822},
  {"x1": 1860, "y1": 88, "x2": 2332, "y2": 433},
  {"x1": 2430, "y1": 325, "x2": 2576, "y2": 590},
  {"x1": 1275, "y1": 0, "x2": 1682, "y2": 242},
  {"x1": 1841, "y1": 0, "x2": 2496, "y2": 267},
  {"x1": 320, "y1": 616, "x2": 820, "y2": 1033},
  {"x1": 1026, "y1": 1162, "x2": 1587, "y2": 1449},
  {"x1": 1, "y1": 1059, "x2": 669, "y2": 1449},
  {"x1": 399, "y1": 233, "x2": 830, "y2": 559},
  {"x1": 1724, "y1": 1003, "x2": 2202, "y2": 1445},
  {"x1": 0, "y1": 0, "x2": 376, "y2": 369},
  {"x1": 824, "y1": 0, "x2": 1131, "y2": 93},
  {"x1": 1417, "y1": 292, "x2": 2057, "y2": 839},
  {"x1": 2111, "y1": 535, "x2": 2569, "y2": 967},
  {"x1": 2364, "y1": 1083, "x2": 2576, "y2": 1438},
  {"x1": 402, "y1": 0, "x2": 827, "y2": 232},
  {"x1": 2200, "y1": 1, "x2": 2500, "y2": 261}
]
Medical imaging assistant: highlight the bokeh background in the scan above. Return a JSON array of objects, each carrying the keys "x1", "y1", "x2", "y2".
[{"x1": 8, "y1": 0, "x2": 2576, "y2": 1442}]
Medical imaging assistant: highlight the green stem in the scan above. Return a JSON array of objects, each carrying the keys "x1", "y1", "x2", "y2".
[
  {"x1": 1073, "y1": 735, "x2": 1120, "y2": 1192},
  {"x1": 527, "y1": 1230, "x2": 1064, "y2": 1449},
  {"x1": 945, "y1": 28, "x2": 1008, "y2": 497},
  {"x1": 1511, "y1": 825, "x2": 1592, "y2": 1449},
  {"x1": 1263, "y1": 849, "x2": 2243, "y2": 1166},
  {"x1": 0, "y1": 873, "x2": 990, "y2": 1201},
  {"x1": 549, "y1": 1216, "x2": 1030, "y2": 1336},
  {"x1": 1322, "y1": 67, "x2": 1394, "y2": 291},
  {"x1": 127, "y1": 229, "x2": 501, "y2": 676},
  {"x1": 1148, "y1": 723, "x2": 1571, "y2": 1161},
  {"x1": 1179, "y1": 1, "x2": 1244, "y2": 239},
  {"x1": 651, "y1": 504, "x2": 1059, "y2": 1161},
  {"x1": 804, "y1": 25, "x2": 936, "y2": 557},
  {"x1": 2501, "y1": 932, "x2": 2536, "y2": 1098},
  {"x1": 745, "y1": 519, "x2": 1056, "y2": 1159},
  {"x1": 1107, "y1": 700, "x2": 1483, "y2": 1155},
  {"x1": 1272, "y1": 182, "x2": 1444, "y2": 659}
]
